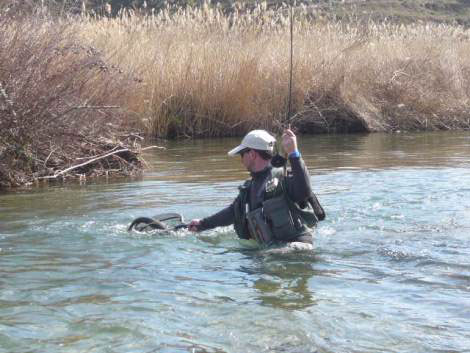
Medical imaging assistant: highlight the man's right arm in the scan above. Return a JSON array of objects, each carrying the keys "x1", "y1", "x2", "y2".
[{"x1": 188, "y1": 203, "x2": 235, "y2": 232}]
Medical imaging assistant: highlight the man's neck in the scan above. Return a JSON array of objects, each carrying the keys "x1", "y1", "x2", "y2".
[{"x1": 250, "y1": 160, "x2": 271, "y2": 173}]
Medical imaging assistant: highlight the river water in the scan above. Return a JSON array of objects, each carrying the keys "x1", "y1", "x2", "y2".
[{"x1": 1, "y1": 132, "x2": 469, "y2": 353}]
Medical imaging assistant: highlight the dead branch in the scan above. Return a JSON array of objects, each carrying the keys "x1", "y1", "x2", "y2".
[
  {"x1": 39, "y1": 148, "x2": 131, "y2": 179},
  {"x1": 52, "y1": 105, "x2": 120, "y2": 120},
  {"x1": 0, "y1": 82, "x2": 17, "y2": 117},
  {"x1": 140, "y1": 145, "x2": 166, "y2": 151}
]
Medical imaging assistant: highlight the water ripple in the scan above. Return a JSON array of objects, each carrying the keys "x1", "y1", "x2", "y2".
[{"x1": 1, "y1": 132, "x2": 470, "y2": 353}]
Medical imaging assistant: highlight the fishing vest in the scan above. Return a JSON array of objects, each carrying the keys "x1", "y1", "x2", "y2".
[{"x1": 233, "y1": 167, "x2": 318, "y2": 242}]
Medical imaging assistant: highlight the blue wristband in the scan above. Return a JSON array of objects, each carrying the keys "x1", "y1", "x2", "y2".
[{"x1": 288, "y1": 150, "x2": 300, "y2": 158}]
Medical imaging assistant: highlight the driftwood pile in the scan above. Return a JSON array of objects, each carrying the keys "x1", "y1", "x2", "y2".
[{"x1": 0, "y1": 133, "x2": 153, "y2": 188}]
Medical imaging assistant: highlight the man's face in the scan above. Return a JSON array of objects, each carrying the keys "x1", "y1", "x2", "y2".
[{"x1": 240, "y1": 149, "x2": 254, "y2": 172}]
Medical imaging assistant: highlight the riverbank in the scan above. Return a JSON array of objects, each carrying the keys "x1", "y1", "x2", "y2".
[{"x1": 1, "y1": 3, "x2": 470, "y2": 187}]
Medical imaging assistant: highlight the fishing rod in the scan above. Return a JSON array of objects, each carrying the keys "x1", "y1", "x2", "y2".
[
  {"x1": 279, "y1": 1, "x2": 325, "y2": 221},
  {"x1": 286, "y1": 0, "x2": 294, "y2": 130},
  {"x1": 272, "y1": 0, "x2": 294, "y2": 168}
]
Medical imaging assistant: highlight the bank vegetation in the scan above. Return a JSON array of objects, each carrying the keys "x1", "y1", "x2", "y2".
[
  {"x1": 73, "y1": 2, "x2": 470, "y2": 136},
  {"x1": 0, "y1": 9, "x2": 145, "y2": 187},
  {"x1": 2, "y1": 1, "x2": 470, "y2": 187}
]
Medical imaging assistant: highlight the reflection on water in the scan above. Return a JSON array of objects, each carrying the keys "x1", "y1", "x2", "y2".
[
  {"x1": 235, "y1": 247, "x2": 319, "y2": 311},
  {"x1": 251, "y1": 261, "x2": 316, "y2": 311},
  {"x1": 1, "y1": 131, "x2": 470, "y2": 353},
  {"x1": 144, "y1": 131, "x2": 470, "y2": 183}
]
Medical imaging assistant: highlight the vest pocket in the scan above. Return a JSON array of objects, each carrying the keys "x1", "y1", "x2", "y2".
[{"x1": 263, "y1": 195, "x2": 299, "y2": 241}]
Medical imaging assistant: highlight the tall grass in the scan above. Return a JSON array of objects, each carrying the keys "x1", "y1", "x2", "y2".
[
  {"x1": 4, "y1": 1, "x2": 470, "y2": 147},
  {"x1": 70, "y1": 2, "x2": 470, "y2": 137}
]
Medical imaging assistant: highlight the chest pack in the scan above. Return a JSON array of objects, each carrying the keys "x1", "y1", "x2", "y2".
[{"x1": 235, "y1": 168, "x2": 322, "y2": 244}]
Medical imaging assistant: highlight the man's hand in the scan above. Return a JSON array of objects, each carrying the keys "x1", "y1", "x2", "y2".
[
  {"x1": 282, "y1": 129, "x2": 298, "y2": 155},
  {"x1": 188, "y1": 219, "x2": 201, "y2": 232}
]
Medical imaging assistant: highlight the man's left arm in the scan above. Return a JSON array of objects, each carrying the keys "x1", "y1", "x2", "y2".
[
  {"x1": 287, "y1": 155, "x2": 312, "y2": 203},
  {"x1": 281, "y1": 129, "x2": 313, "y2": 203}
]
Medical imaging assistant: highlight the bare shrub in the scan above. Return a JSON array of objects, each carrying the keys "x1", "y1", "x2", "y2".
[{"x1": 0, "y1": 14, "x2": 142, "y2": 187}]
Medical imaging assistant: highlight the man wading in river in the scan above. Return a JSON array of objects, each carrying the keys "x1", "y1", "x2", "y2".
[{"x1": 188, "y1": 129, "x2": 324, "y2": 245}]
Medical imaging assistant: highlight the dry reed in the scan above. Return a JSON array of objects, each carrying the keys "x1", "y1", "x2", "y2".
[{"x1": 70, "y1": 2, "x2": 470, "y2": 137}]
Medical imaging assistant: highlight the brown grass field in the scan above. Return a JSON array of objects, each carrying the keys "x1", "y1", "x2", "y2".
[{"x1": 72, "y1": 2, "x2": 470, "y2": 137}]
